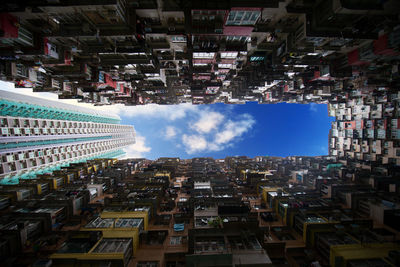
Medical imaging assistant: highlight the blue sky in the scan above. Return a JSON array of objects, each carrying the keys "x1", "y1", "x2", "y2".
[
  {"x1": 1, "y1": 82, "x2": 335, "y2": 159},
  {"x1": 119, "y1": 101, "x2": 334, "y2": 159}
]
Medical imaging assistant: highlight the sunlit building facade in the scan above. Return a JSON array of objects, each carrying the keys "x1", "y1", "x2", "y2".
[{"x1": 0, "y1": 90, "x2": 135, "y2": 183}]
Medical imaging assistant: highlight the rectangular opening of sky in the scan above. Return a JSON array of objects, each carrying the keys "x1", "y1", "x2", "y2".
[{"x1": 121, "y1": 102, "x2": 335, "y2": 159}]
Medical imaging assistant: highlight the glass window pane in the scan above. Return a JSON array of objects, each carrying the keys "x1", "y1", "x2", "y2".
[
  {"x1": 228, "y1": 11, "x2": 235, "y2": 21},
  {"x1": 235, "y1": 11, "x2": 244, "y2": 21},
  {"x1": 251, "y1": 12, "x2": 259, "y2": 22},
  {"x1": 243, "y1": 12, "x2": 251, "y2": 21}
]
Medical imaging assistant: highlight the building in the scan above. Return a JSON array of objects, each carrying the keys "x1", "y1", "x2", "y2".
[
  {"x1": 0, "y1": 0, "x2": 400, "y2": 265},
  {"x1": 0, "y1": 155, "x2": 399, "y2": 266},
  {"x1": 0, "y1": 90, "x2": 135, "y2": 183},
  {"x1": 0, "y1": 0, "x2": 399, "y2": 164},
  {"x1": 0, "y1": 0, "x2": 398, "y2": 105}
]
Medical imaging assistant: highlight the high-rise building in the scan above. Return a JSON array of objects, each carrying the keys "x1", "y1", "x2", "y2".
[
  {"x1": 0, "y1": 1, "x2": 398, "y2": 106},
  {"x1": 0, "y1": 90, "x2": 135, "y2": 183}
]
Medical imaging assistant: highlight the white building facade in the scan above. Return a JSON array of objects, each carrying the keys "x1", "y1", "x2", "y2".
[{"x1": 0, "y1": 90, "x2": 135, "y2": 182}]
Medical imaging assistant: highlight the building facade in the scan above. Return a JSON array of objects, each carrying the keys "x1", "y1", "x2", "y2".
[
  {"x1": 0, "y1": 0, "x2": 399, "y2": 166},
  {"x1": 0, "y1": 90, "x2": 135, "y2": 183},
  {"x1": 0, "y1": 0, "x2": 398, "y2": 105},
  {"x1": 0, "y1": 155, "x2": 399, "y2": 265}
]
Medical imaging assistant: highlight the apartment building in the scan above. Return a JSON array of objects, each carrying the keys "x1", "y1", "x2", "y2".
[
  {"x1": 0, "y1": 90, "x2": 135, "y2": 183},
  {"x1": 0, "y1": 0, "x2": 397, "y2": 105},
  {"x1": 0, "y1": 155, "x2": 398, "y2": 266}
]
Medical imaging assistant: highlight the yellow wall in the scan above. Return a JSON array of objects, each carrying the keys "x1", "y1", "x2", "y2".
[
  {"x1": 37, "y1": 184, "x2": 42, "y2": 195},
  {"x1": 261, "y1": 187, "x2": 279, "y2": 204},
  {"x1": 155, "y1": 171, "x2": 171, "y2": 181},
  {"x1": 330, "y1": 243, "x2": 400, "y2": 267},
  {"x1": 51, "y1": 231, "x2": 139, "y2": 263}
]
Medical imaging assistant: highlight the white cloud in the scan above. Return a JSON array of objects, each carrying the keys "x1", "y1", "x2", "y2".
[
  {"x1": 1, "y1": 81, "x2": 257, "y2": 157},
  {"x1": 214, "y1": 114, "x2": 255, "y2": 145},
  {"x1": 123, "y1": 134, "x2": 151, "y2": 158},
  {"x1": 309, "y1": 103, "x2": 318, "y2": 112},
  {"x1": 182, "y1": 134, "x2": 208, "y2": 154},
  {"x1": 165, "y1": 126, "x2": 177, "y2": 139},
  {"x1": 191, "y1": 111, "x2": 224, "y2": 133},
  {"x1": 118, "y1": 103, "x2": 198, "y2": 121},
  {"x1": 182, "y1": 113, "x2": 255, "y2": 154},
  {"x1": 207, "y1": 142, "x2": 221, "y2": 152},
  {"x1": 0, "y1": 80, "x2": 14, "y2": 90}
]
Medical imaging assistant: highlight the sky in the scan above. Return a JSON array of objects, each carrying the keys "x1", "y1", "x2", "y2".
[{"x1": 0, "y1": 81, "x2": 335, "y2": 159}]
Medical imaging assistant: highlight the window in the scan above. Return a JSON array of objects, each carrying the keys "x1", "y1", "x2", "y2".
[
  {"x1": 225, "y1": 36, "x2": 249, "y2": 42},
  {"x1": 170, "y1": 236, "x2": 183, "y2": 245},
  {"x1": 218, "y1": 64, "x2": 233, "y2": 69},
  {"x1": 171, "y1": 36, "x2": 187, "y2": 43},
  {"x1": 0, "y1": 119, "x2": 8, "y2": 127},
  {"x1": 250, "y1": 56, "x2": 264, "y2": 62},
  {"x1": 145, "y1": 73, "x2": 160, "y2": 77},
  {"x1": 193, "y1": 52, "x2": 215, "y2": 59},
  {"x1": 220, "y1": 52, "x2": 238, "y2": 59},
  {"x1": 226, "y1": 10, "x2": 260, "y2": 26},
  {"x1": 206, "y1": 87, "x2": 219, "y2": 94}
]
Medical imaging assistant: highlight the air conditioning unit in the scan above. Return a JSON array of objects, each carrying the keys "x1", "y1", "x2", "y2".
[
  {"x1": 15, "y1": 64, "x2": 28, "y2": 78},
  {"x1": 5, "y1": 155, "x2": 14, "y2": 162},
  {"x1": 15, "y1": 26, "x2": 34, "y2": 46},
  {"x1": 51, "y1": 78, "x2": 60, "y2": 89},
  {"x1": 63, "y1": 81, "x2": 72, "y2": 92},
  {"x1": 12, "y1": 127, "x2": 21, "y2": 135},
  {"x1": 17, "y1": 153, "x2": 25, "y2": 160},
  {"x1": 1, "y1": 127, "x2": 8, "y2": 135}
]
